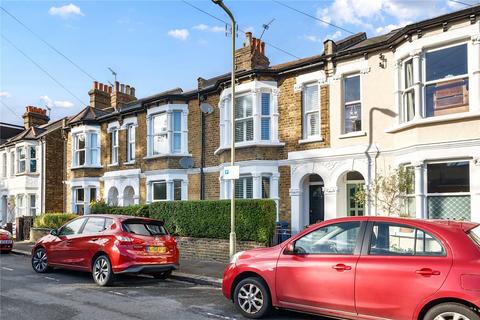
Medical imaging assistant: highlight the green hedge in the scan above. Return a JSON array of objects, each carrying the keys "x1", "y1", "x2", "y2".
[
  {"x1": 33, "y1": 213, "x2": 78, "y2": 229},
  {"x1": 90, "y1": 200, "x2": 276, "y2": 243}
]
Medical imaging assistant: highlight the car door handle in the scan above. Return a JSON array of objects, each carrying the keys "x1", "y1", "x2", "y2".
[
  {"x1": 90, "y1": 238, "x2": 98, "y2": 242},
  {"x1": 416, "y1": 268, "x2": 440, "y2": 276},
  {"x1": 332, "y1": 264, "x2": 352, "y2": 271}
]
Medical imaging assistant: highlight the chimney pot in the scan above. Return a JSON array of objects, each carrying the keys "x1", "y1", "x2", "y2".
[
  {"x1": 131, "y1": 87, "x2": 135, "y2": 97},
  {"x1": 93, "y1": 81, "x2": 98, "y2": 90},
  {"x1": 126, "y1": 85, "x2": 131, "y2": 95},
  {"x1": 245, "y1": 32, "x2": 253, "y2": 47},
  {"x1": 108, "y1": 86, "x2": 112, "y2": 94},
  {"x1": 115, "y1": 81, "x2": 120, "y2": 92},
  {"x1": 120, "y1": 84, "x2": 125, "y2": 93}
]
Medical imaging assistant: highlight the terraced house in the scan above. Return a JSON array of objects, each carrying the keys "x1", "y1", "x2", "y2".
[
  {"x1": 0, "y1": 107, "x2": 65, "y2": 225},
  {"x1": 26, "y1": 5, "x2": 480, "y2": 233}
]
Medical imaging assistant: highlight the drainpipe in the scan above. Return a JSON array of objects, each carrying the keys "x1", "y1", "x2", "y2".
[{"x1": 41, "y1": 138, "x2": 46, "y2": 214}]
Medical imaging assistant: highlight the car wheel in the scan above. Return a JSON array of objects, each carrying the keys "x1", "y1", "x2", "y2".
[
  {"x1": 424, "y1": 302, "x2": 480, "y2": 320},
  {"x1": 233, "y1": 277, "x2": 271, "y2": 319},
  {"x1": 32, "y1": 248, "x2": 51, "y2": 273},
  {"x1": 92, "y1": 255, "x2": 115, "y2": 286},
  {"x1": 153, "y1": 270, "x2": 172, "y2": 280}
]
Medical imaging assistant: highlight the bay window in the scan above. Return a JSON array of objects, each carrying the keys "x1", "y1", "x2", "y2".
[
  {"x1": 127, "y1": 124, "x2": 136, "y2": 162},
  {"x1": 261, "y1": 176, "x2": 271, "y2": 199},
  {"x1": 17, "y1": 147, "x2": 26, "y2": 173},
  {"x1": 17, "y1": 194, "x2": 25, "y2": 217},
  {"x1": 72, "y1": 130, "x2": 100, "y2": 167},
  {"x1": 74, "y1": 188, "x2": 85, "y2": 215},
  {"x1": 399, "y1": 42, "x2": 471, "y2": 123},
  {"x1": 219, "y1": 81, "x2": 280, "y2": 150},
  {"x1": 303, "y1": 83, "x2": 320, "y2": 139},
  {"x1": 173, "y1": 180, "x2": 182, "y2": 200},
  {"x1": 152, "y1": 181, "x2": 167, "y2": 201},
  {"x1": 147, "y1": 105, "x2": 187, "y2": 156},
  {"x1": 343, "y1": 74, "x2": 362, "y2": 133},
  {"x1": 235, "y1": 95, "x2": 254, "y2": 143}
]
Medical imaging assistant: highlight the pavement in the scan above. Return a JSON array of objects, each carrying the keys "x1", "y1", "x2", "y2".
[
  {"x1": 11, "y1": 241, "x2": 224, "y2": 287},
  {"x1": 0, "y1": 252, "x2": 319, "y2": 320}
]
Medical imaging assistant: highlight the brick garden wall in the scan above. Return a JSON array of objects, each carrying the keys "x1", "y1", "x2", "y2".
[{"x1": 176, "y1": 236, "x2": 267, "y2": 263}]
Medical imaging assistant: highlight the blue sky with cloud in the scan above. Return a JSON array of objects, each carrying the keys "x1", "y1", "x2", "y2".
[{"x1": 0, "y1": 0, "x2": 475, "y2": 125}]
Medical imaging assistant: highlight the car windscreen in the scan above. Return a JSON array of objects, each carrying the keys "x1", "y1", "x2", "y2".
[
  {"x1": 469, "y1": 226, "x2": 480, "y2": 249},
  {"x1": 122, "y1": 220, "x2": 167, "y2": 236}
]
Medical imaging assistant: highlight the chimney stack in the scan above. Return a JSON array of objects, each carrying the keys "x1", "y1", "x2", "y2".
[
  {"x1": 111, "y1": 81, "x2": 137, "y2": 110},
  {"x1": 235, "y1": 32, "x2": 270, "y2": 71},
  {"x1": 23, "y1": 106, "x2": 49, "y2": 129},
  {"x1": 88, "y1": 81, "x2": 113, "y2": 110}
]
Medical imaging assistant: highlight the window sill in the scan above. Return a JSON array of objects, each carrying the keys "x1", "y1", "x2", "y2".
[
  {"x1": 107, "y1": 163, "x2": 119, "y2": 168},
  {"x1": 214, "y1": 141, "x2": 285, "y2": 155},
  {"x1": 124, "y1": 161, "x2": 136, "y2": 165},
  {"x1": 15, "y1": 172, "x2": 39, "y2": 177},
  {"x1": 144, "y1": 153, "x2": 191, "y2": 160},
  {"x1": 339, "y1": 131, "x2": 366, "y2": 139},
  {"x1": 385, "y1": 112, "x2": 480, "y2": 133},
  {"x1": 298, "y1": 137, "x2": 324, "y2": 144},
  {"x1": 70, "y1": 165, "x2": 103, "y2": 170}
]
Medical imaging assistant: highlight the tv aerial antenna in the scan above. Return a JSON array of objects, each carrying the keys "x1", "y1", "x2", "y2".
[{"x1": 259, "y1": 18, "x2": 275, "y2": 40}]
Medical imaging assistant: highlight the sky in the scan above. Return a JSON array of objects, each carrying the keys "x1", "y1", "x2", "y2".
[{"x1": 0, "y1": 0, "x2": 476, "y2": 126}]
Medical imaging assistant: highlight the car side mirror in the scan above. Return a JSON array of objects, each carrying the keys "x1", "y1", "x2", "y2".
[
  {"x1": 284, "y1": 242, "x2": 295, "y2": 255},
  {"x1": 50, "y1": 229, "x2": 58, "y2": 237}
]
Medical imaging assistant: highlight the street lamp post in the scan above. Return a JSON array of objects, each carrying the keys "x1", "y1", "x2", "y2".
[{"x1": 212, "y1": 0, "x2": 237, "y2": 257}]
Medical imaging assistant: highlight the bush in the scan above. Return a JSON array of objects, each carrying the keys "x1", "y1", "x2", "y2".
[
  {"x1": 33, "y1": 213, "x2": 78, "y2": 229},
  {"x1": 91, "y1": 199, "x2": 276, "y2": 243}
]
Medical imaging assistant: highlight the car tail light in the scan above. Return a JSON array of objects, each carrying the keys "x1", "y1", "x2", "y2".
[{"x1": 115, "y1": 235, "x2": 143, "y2": 245}]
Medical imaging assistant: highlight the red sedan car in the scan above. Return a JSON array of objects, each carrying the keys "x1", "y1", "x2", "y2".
[
  {"x1": 31, "y1": 215, "x2": 179, "y2": 286},
  {"x1": 223, "y1": 217, "x2": 480, "y2": 320},
  {"x1": 0, "y1": 229, "x2": 13, "y2": 253}
]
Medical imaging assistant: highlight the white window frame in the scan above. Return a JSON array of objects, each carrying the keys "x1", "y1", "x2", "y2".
[
  {"x1": 234, "y1": 93, "x2": 254, "y2": 143},
  {"x1": 401, "y1": 58, "x2": 416, "y2": 123},
  {"x1": 343, "y1": 74, "x2": 362, "y2": 134},
  {"x1": 260, "y1": 92, "x2": 271, "y2": 141},
  {"x1": 302, "y1": 82, "x2": 321, "y2": 140},
  {"x1": 422, "y1": 42, "x2": 469, "y2": 118},
  {"x1": 74, "y1": 187, "x2": 85, "y2": 215},
  {"x1": 29, "y1": 194, "x2": 37, "y2": 216},
  {"x1": 71, "y1": 126, "x2": 101, "y2": 168},
  {"x1": 146, "y1": 104, "x2": 189, "y2": 157},
  {"x1": 73, "y1": 133, "x2": 86, "y2": 167},
  {"x1": 29, "y1": 146, "x2": 37, "y2": 173},
  {"x1": 146, "y1": 171, "x2": 188, "y2": 202},
  {"x1": 16, "y1": 194, "x2": 25, "y2": 217},
  {"x1": 218, "y1": 80, "x2": 281, "y2": 152},
  {"x1": 110, "y1": 128, "x2": 119, "y2": 165},
  {"x1": 10, "y1": 151, "x2": 15, "y2": 176},
  {"x1": 16, "y1": 146, "x2": 26, "y2": 174},
  {"x1": 127, "y1": 124, "x2": 136, "y2": 162},
  {"x1": 235, "y1": 175, "x2": 254, "y2": 199}
]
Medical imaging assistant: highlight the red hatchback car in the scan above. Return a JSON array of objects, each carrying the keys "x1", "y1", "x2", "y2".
[
  {"x1": 223, "y1": 217, "x2": 480, "y2": 320},
  {"x1": 31, "y1": 215, "x2": 179, "y2": 286},
  {"x1": 0, "y1": 229, "x2": 13, "y2": 253}
]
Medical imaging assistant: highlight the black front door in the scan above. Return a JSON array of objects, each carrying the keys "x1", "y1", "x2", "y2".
[{"x1": 309, "y1": 185, "x2": 324, "y2": 224}]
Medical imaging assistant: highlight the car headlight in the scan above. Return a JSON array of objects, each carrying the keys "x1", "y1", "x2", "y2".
[{"x1": 230, "y1": 251, "x2": 245, "y2": 264}]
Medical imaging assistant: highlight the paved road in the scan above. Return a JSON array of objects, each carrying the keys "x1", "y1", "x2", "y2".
[{"x1": 0, "y1": 253, "x2": 324, "y2": 320}]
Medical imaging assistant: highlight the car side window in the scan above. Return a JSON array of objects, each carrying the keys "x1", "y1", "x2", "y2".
[
  {"x1": 82, "y1": 217, "x2": 106, "y2": 234},
  {"x1": 58, "y1": 218, "x2": 86, "y2": 236},
  {"x1": 105, "y1": 218, "x2": 114, "y2": 230},
  {"x1": 294, "y1": 222, "x2": 361, "y2": 255},
  {"x1": 369, "y1": 223, "x2": 445, "y2": 256}
]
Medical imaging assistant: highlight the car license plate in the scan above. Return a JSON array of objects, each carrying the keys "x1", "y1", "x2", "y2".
[
  {"x1": 146, "y1": 246, "x2": 166, "y2": 254},
  {"x1": 0, "y1": 240, "x2": 12, "y2": 244}
]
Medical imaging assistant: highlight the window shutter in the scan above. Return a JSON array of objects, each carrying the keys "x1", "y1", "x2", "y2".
[
  {"x1": 246, "y1": 119, "x2": 254, "y2": 141},
  {"x1": 304, "y1": 85, "x2": 319, "y2": 112},
  {"x1": 307, "y1": 112, "x2": 319, "y2": 136},
  {"x1": 261, "y1": 93, "x2": 270, "y2": 115},
  {"x1": 245, "y1": 177, "x2": 253, "y2": 198},
  {"x1": 261, "y1": 118, "x2": 270, "y2": 140}
]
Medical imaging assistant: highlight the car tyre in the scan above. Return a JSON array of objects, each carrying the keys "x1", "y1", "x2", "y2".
[
  {"x1": 32, "y1": 248, "x2": 52, "y2": 273},
  {"x1": 233, "y1": 277, "x2": 271, "y2": 319},
  {"x1": 153, "y1": 270, "x2": 172, "y2": 280},
  {"x1": 92, "y1": 255, "x2": 115, "y2": 287},
  {"x1": 424, "y1": 302, "x2": 480, "y2": 320}
]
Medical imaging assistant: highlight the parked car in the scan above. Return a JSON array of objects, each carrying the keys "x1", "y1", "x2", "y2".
[
  {"x1": 31, "y1": 215, "x2": 179, "y2": 286},
  {"x1": 222, "y1": 216, "x2": 480, "y2": 320},
  {"x1": 0, "y1": 229, "x2": 13, "y2": 253}
]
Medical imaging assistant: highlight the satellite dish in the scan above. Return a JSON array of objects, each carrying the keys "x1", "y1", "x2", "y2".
[
  {"x1": 179, "y1": 157, "x2": 194, "y2": 169},
  {"x1": 200, "y1": 102, "x2": 214, "y2": 114}
]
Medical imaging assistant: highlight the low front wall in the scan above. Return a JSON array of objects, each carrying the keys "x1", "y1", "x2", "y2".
[
  {"x1": 176, "y1": 236, "x2": 267, "y2": 263},
  {"x1": 30, "y1": 228, "x2": 51, "y2": 242}
]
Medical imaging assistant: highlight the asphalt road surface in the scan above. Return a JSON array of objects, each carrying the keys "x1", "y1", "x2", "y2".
[{"x1": 0, "y1": 253, "x2": 326, "y2": 320}]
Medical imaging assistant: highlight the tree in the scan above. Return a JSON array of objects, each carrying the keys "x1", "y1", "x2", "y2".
[{"x1": 355, "y1": 167, "x2": 414, "y2": 217}]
